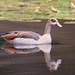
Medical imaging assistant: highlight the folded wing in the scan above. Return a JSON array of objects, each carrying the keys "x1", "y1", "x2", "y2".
[{"x1": 1, "y1": 31, "x2": 41, "y2": 41}]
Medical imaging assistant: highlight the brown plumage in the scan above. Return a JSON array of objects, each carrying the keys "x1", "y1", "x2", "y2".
[{"x1": 3, "y1": 34, "x2": 17, "y2": 40}]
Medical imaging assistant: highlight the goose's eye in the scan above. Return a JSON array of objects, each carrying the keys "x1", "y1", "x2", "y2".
[{"x1": 51, "y1": 19, "x2": 56, "y2": 22}]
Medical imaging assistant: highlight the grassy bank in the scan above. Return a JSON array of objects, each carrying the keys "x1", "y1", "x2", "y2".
[{"x1": 0, "y1": 0, "x2": 74, "y2": 21}]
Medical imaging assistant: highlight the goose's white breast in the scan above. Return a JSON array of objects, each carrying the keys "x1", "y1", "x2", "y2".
[{"x1": 38, "y1": 34, "x2": 52, "y2": 44}]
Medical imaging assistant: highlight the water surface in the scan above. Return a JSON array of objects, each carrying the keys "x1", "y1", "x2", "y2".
[{"x1": 0, "y1": 19, "x2": 75, "y2": 75}]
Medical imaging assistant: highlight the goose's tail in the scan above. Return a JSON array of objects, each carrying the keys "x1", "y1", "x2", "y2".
[{"x1": 0, "y1": 33, "x2": 6, "y2": 37}]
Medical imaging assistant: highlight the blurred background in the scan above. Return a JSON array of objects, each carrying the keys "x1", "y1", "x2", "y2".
[{"x1": 0, "y1": 0, "x2": 74, "y2": 22}]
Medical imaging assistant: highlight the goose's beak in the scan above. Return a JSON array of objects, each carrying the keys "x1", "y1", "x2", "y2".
[{"x1": 56, "y1": 22, "x2": 62, "y2": 27}]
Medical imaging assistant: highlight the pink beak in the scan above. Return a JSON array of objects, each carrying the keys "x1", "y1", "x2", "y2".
[{"x1": 56, "y1": 22, "x2": 62, "y2": 27}]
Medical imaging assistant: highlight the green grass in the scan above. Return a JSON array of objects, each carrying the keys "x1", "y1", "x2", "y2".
[{"x1": 0, "y1": 0, "x2": 74, "y2": 22}]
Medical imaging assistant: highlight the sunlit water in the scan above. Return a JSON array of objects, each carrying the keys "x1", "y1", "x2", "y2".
[{"x1": 0, "y1": 20, "x2": 75, "y2": 75}]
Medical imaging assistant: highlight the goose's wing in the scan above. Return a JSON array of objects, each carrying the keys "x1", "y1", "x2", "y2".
[
  {"x1": 1, "y1": 31, "x2": 41, "y2": 40},
  {"x1": 16, "y1": 31, "x2": 41, "y2": 40}
]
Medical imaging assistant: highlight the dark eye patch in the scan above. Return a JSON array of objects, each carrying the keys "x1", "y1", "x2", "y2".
[
  {"x1": 6, "y1": 32, "x2": 10, "y2": 34},
  {"x1": 51, "y1": 19, "x2": 56, "y2": 22},
  {"x1": 14, "y1": 32, "x2": 18, "y2": 34}
]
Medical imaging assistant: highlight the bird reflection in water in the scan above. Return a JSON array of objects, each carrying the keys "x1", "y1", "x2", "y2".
[{"x1": 1, "y1": 42, "x2": 62, "y2": 71}]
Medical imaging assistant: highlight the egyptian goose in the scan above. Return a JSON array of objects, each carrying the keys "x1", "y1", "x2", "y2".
[{"x1": 0, "y1": 18, "x2": 62, "y2": 44}]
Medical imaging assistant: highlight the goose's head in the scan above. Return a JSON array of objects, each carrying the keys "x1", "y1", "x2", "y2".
[{"x1": 47, "y1": 18, "x2": 62, "y2": 27}]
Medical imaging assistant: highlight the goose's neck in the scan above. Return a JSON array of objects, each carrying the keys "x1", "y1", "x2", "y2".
[
  {"x1": 44, "y1": 52, "x2": 51, "y2": 63},
  {"x1": 44, "y1": 23, "x2": 51, "y2": 34}
]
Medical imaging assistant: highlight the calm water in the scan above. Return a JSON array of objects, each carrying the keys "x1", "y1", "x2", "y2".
[{"x1": 0, "y1": 20, "x2": 75, "y2": 75}]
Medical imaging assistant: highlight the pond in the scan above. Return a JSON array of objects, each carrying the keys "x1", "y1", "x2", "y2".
[{"x1": 0, "y1": 19, "x2": 75, "y2": 75}]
